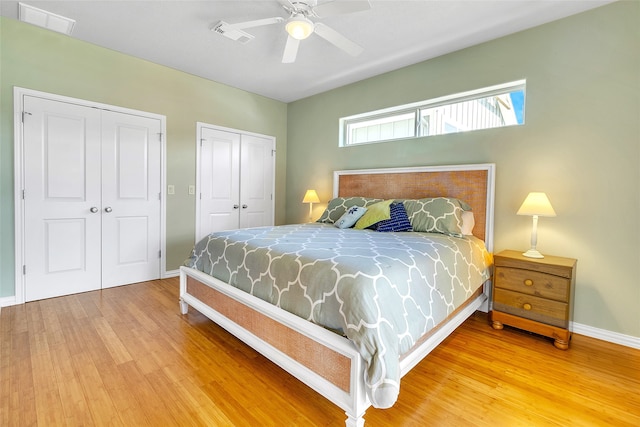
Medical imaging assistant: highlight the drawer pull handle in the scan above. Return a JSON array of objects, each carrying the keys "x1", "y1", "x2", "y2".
[
  {"x1": 523, "y1": 303, "x2": 532, "y2": 311},
  {"x1": 524, "y1": 279, "x2": 534, "y2": 286}
]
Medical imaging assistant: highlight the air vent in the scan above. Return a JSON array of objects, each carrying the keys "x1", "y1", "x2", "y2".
[
  {"x1": 19, "y1": 2, "x2": 75, "y2": 35},
  {"x1": 211, "y1": 21, "x2": 254, "y2": 44}
]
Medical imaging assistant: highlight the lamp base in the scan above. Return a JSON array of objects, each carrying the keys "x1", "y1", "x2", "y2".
[{"x1": 522, "y1": 248, "x2": 544, "y2": 259}]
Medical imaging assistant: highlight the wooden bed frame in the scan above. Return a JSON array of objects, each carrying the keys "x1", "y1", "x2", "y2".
[{"x1": 180, "y1": 163, "x2": 495, "y2": 426}]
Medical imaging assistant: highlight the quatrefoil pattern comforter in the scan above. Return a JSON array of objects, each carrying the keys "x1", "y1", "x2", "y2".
[{"x1": 184, "y1": 223, "x2": 492, "y2": 408}]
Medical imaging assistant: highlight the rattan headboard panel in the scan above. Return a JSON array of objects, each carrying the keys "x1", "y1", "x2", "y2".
[{"x1": 337, "y1": 169, "x2": 489, "y2": 241}]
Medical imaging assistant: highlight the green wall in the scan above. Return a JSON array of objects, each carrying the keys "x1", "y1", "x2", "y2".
[
  {"x1": 0, "y1": 17, "x2": 287, "y2": 299},
  {"x1": 286, "y1": 1, "x2": 640, "y2": 337}
]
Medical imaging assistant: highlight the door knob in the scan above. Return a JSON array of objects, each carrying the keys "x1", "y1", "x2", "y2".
[
  {"x1": 233, "y1": 204, "x2": 239, "y2": 209},
  {"x1": 242, "y1": 204, "x2": 248, "y2": 209},
  {"x1": 104, "y1": 207, "x2": 113, "y2": 213},
  {"x1": 90, "y1": 207, "x2": 99, "y2": 213}
]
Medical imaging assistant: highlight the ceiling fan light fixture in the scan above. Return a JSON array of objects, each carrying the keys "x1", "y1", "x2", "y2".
[{"x1": 285, "y1": 14, "x2": 314, "y2": 40}]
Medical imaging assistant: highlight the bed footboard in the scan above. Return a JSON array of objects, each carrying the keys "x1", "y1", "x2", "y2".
[
  {"x1": 180, "y1": 266, "x2": 488, "y2": 426},
  {"x1": 180, "y1": 266, "x2": 370, "y2": 427}
]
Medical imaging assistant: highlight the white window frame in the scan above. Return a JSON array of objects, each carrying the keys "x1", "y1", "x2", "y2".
[{"x1": 339, "y1": 79, "x2": 526, "y2": 147}]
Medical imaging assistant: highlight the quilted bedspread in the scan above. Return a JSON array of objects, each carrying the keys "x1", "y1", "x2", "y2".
[{"x1": 184, "y1": 223, "x2": 492, "y2": 408}]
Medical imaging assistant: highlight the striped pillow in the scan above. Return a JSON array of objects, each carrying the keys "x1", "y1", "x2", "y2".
[{"x1": 375, "y1": 202, "x2": 412, "y2": 232}]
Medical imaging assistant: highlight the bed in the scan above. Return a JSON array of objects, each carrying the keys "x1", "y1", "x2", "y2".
[{"x1": 179, "y1": 163, "x2": 495, "y2": 426}]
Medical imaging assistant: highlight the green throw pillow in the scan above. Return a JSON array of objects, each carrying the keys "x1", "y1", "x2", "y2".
[
  {"x1": 354, "y1": 199, "x2": 394, "y2": 229},
  {"x1": 402, "y1": 197, "x2": 471, "y2": 237}
]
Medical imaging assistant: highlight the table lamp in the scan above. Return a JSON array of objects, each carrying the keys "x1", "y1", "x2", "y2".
[
  {"x1": 302, "y1": 189, "x2": 320, "y2": 221},
  {"x1": 517, "y1": 192, "x2": 556, "y2": 258}
]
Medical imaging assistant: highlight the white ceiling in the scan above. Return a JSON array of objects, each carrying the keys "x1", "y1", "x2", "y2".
[{"x1": 1, "y1": 0, "x2": 614, "y2": 102}]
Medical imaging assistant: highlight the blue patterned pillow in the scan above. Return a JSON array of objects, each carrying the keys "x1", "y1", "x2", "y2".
[
  {"x1": 317, "y1": 197, "x2": 383, "y2": 224},
  {"x1": 334, "y1": 206, "x2": 367, "y2": 229},
  {"x1": 375, "y1": 202, "x2": 412, "y2": 232}
]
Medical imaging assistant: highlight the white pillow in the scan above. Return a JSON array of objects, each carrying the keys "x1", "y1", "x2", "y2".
[
  {"x1": 461, "y1": 210, "x2": 475, "y2": 235},
  {"x1": 334, "y1": 206, "x2": 368, "y2": 229}
]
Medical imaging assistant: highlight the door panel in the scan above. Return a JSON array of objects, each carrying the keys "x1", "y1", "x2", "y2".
[
  {"x1": 239, "y1": 134, "x2": 274, "y2": 229},
  {"x1": 45, "y1": 114, "x2": 88, "y2": 199},
  {"x1": 115, "y1": 216, "x2": 149, "y2": 263},
  {"x1": 45, "y1": 219, "x2": 87, "y2": 273},
  {"x1": 198, "y1": 127, "x2": 240, "y2": 241},
  {"x1": 23, "y1": 96, "x2": 102, "y2": 301},
  {"x1": 101, "y1": 111, "x2": 161, "y2": 288}
]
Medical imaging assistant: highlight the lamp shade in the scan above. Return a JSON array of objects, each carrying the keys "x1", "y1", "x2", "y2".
[
  {"x1": 302, "y1": 189, "x2": 320, "y2": 204},
  {"x1": 516, "y1": 192, "x2": 556, "y2": 217},
  {"x1": 286, "y1": 14, "x2": 314, "y2": 40}
]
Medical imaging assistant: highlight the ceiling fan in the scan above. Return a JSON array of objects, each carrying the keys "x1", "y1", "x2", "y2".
[{"x1": 211, "y1": 0, "x2": 371, "y2": 63}]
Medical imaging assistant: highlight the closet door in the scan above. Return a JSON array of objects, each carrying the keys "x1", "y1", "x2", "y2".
[
  {"x1": 101, "y1": 111, "x2": 162, "y2": 288},
  {"x1": 23, "y1": 96, "x2": 102, "y2": 301},
  {"x1": 21, "y1": 95, "x2": 163, "y2": 301},
  {"x1": 198, "y1": 127, "x2": 241, "y2": 241},
  {"x1": 196, "y1": 124, "x2": 274, "y2": 243}
]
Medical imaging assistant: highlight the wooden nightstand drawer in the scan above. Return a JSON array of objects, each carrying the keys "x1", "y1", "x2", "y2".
[
  {"x1": 493, "y1": 288, "x2": 569, "y2": 328},
  {"x1": 495, "y1": 266, "x2": 570, "y2": 302}
]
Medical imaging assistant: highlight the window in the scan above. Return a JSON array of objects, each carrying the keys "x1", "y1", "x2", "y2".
[{"x1": 340, "y1": 80, "x2": 526, "y2": 146}]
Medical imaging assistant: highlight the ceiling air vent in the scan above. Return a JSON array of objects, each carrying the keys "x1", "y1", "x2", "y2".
[
  {"x1": 210, "y1": 21, "x2": 254, "y2": 44},
  {"x1": 19, "y1": 2, "x2": 75, "y2": 35}
]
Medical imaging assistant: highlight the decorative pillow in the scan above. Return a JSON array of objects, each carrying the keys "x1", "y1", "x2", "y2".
[
  {"x1": 354, "y1": 199, "x2": 394, "y2": 230},
  {"x1": 334, "y1": 206, "x2": 368, "y2": 229},
  {"x1": 403, "y1": 197, "x2": 471, "y2": 237},
  {"x1": 375, "y1": 202, "x2": 413, "y2": 232},
  {"x1": 317, "y1": 197, "x2": 383, "y2": 224},
  {"x1": 461, "y1": 210, "x2": 475, "y2": 235}
]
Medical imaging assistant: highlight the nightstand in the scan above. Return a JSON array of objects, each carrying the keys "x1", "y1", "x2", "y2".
[{"x1": 490, "y1": 249, "x2": 577, "y2": 350}]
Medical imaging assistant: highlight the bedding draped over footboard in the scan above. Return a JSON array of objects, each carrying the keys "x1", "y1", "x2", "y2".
[{"x1": 184, "y1": 223, "x2": 492, "y2": 408}]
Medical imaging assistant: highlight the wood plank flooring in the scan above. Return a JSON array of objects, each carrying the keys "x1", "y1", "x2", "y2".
[{"x1": 1, "y1": 277, "x2": 638, "y2": 426}]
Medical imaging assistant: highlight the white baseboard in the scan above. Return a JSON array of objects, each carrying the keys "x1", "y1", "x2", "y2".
[
  {"x1": 163, "y1": 269, "x2": 180, "y2": 278},
  {"x1": 0, "y1": 296, "x2": 17, "y2": 308},
  {"x1": 572, "y1": 322, "x2": 640, "y2": 350}
]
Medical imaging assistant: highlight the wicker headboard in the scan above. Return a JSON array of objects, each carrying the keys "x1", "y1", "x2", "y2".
[{"x1": 333, "y1": 164, "x2": 495, "y2": 249}]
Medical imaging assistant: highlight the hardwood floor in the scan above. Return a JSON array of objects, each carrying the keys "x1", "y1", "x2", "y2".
[{"x1": 1, "y1": 277, "x2": 638, "y2": 426}]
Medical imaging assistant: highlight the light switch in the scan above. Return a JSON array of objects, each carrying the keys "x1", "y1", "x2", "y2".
[
  {"x1": 167, "y1": 185, "x2": 175, "y2": 195},
  {"x1": 188, "y1": 185, "x2": 195, "y2": 195}
]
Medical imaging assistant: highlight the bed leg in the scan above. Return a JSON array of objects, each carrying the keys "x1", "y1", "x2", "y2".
[
  {"x1": 179, "y1": 298, "x2": 188, "y2": 315},
  {"x1": 345, "y1": 412, "x2": 365, "y2": 427}
]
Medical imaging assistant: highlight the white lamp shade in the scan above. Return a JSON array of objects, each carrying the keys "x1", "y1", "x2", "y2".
[
  {"x1": 517, "y1": 192, "x2": 556, "y2": 217},
  {"x1": 302, "y1": 189, "x2": 320, "y2": 204},
  {"x1": 286, "y1": 14, "x2": 314, "y2": 40}
]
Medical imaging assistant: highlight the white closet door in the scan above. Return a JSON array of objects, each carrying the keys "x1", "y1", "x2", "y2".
[
  {"x1": 23, "y1": 96, "x2": 102, "y2": 301},
  {"x1": 22, "y1": 95, "x2": 162, "y2": 301},
  {"x1": 239, "y1": 134, "x2": 274, "y2": 229},
  {"x1": 101, "y1": 111, "x2": 162, "y2": 288},
  {"x1": 197, "y1": 124, "x2": 275, "y2": 242},
  {"x1": 198, "y1": 127, "x2": 241, "y2": 241}
]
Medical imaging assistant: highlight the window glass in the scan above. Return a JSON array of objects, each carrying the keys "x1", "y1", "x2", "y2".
[{"x1": 340, "y1": 81, "x2": 525, "y2": 146}]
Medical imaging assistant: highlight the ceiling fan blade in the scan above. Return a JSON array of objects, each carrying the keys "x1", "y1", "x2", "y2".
[
  {"x1": 277, "y1": 0, "x2": 296, "y2": 13},
  {"x1": 313, "y1": 23, "x2": 363, "y2": 56},
  {"x1": 313, "y1": 0, "x2": 371, "y2": 18},
  {"x1": 229, "y1": 17, "x2": 284, "y2": 30},
  {"x1": 282, "y1": 35, "x2": 300, "y2": 63}
]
